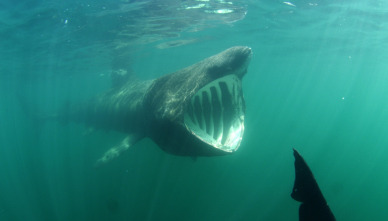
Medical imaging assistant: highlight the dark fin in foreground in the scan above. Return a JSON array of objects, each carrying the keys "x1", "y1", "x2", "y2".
[{"x1": 291, "y1": 149, "x2": 336, "y2": 221}]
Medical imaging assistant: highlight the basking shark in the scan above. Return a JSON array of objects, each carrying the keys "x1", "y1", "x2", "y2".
[
  {"x1": 291, "y1": 149, "x2": 336, "y2": 221},
  {"x1": 61, "y1": 46, "x2": 252, "y2": 165}
]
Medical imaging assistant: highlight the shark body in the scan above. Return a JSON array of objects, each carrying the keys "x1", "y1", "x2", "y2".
[{"x1": 62, "y1": 46, "x2": 252, "y2": 165}]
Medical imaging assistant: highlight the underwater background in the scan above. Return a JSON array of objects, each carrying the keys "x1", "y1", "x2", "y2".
[{"x1": 1, "y1": 0, "x2": 388, "y2": 220}]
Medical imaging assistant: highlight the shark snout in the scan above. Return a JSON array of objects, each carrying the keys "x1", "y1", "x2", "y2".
[
  {"x1": 206, "y1": 46, "x2": 252, "y2": 79},
  {"x1": 236, "y1": 46, "x2": 252, "y2": 58},
  {"x1": 229, "y1": 46, "x2": 252, "y2": 77}
]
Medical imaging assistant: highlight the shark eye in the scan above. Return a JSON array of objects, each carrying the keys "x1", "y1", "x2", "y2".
[{"x1": 184, "y1": 74, "x2": 245, "y2": 152}]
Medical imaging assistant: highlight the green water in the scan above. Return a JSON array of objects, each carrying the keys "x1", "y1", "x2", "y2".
[{"x1": 1, "y1": 0, "x2": 388, "y2": 220}]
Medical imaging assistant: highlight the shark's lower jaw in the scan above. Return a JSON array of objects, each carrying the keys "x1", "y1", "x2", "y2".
[{"x1": 184, "y1": 74, "x2": 245, "y2": 153}]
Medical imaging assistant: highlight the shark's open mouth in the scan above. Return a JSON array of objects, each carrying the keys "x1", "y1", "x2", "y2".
[{"x1": 184, "y1": 74, "x2": 245, "y2": 152}]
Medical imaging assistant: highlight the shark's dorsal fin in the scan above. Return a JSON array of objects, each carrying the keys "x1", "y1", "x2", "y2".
[
  {"x1": 95, "y1": 133, "x2": 143, "y2": 167},
  {"x1": 111, "y1": 69, "x2": 133, "y2": 88}
]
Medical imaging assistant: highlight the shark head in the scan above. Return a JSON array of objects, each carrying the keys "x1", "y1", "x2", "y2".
[{"x1": 144, "y1": 46, "x2": 252, "y2": 156}]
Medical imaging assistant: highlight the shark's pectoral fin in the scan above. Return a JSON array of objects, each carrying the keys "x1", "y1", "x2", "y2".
[{"x1": 95, "y1": 133, "x2": 143, "y2": 167}]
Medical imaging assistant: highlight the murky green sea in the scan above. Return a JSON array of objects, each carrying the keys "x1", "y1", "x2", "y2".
[{"x1": 1, "y1": 0, "x2": 388, "y2": 220}]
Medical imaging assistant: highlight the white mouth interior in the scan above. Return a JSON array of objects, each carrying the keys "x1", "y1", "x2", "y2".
[{"x1": 184, "y1": 75, "x2": 244, "y2": 152}]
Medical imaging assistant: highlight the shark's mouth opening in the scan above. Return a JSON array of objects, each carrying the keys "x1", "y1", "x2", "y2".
[{"x1": 184, "y1": 75, "x2": 245, "y2": 152}]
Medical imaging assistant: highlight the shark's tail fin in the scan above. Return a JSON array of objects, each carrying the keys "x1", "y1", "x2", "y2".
[
  {"x1": 291, "y1": 149, "x2": 336, "y2": 221},
  {"x1": 17, "y1": 92, "x2": 45, "y2": 133},
  {"x1": 16, "y1": 92, "x2": 61, "y2": 133}
]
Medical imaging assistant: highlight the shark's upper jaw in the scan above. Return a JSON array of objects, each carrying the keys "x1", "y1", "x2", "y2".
[
  {"x1": 184, "y1": 74, "x2": 245, "y2": 153},
  {"x1": 182, "y1": 46, "x2": 252, "y2": 153}
]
